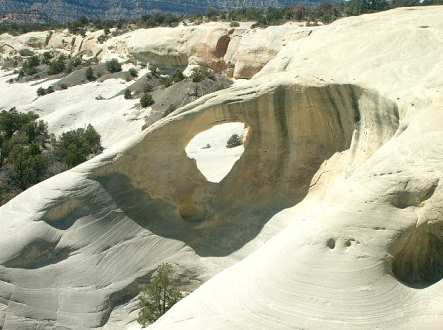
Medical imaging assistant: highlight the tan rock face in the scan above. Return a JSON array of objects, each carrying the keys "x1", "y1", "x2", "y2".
[
  {"x1": 16, "y1": 31, "x2": 51, "y2": 49},
  {"x1": 225, "y1": 23, "x2": 313, "y2": 79},
  {"x1": 101, "y1": 22, "x2": 235, "y2": 70},
  {"x1": 1, "y1": 22, "x2": 311, "y2": 78},
  {"x1": 47, "y1": 30, "x2": 76, "y2": 53}
]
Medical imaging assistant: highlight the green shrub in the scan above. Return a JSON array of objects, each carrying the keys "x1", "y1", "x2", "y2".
[
  {"x1": 37, "y1": 87, "x2": 46, "y2": 96},
  {"x1": 138, "y1": 263, "x2": 183, "y2": 327},
  {"x1": 22, "y1": 56, "x2": 40, "y2": 76},
  {"x1": 0, "y1": 109, "x2": 104, "y2": 205},
  {"x1": 124, "y1": 89, "x2": 132, "y2": 99},
  {"x1": 55, "y1": 124, "x2": 102, "y2": 168},
  {"x1": 48, "y1": 56, "x2": 66, "y2": 75},
  {"x1": 140, "y1": 94, "x2": 154, "y2": 108},
  {"x1": 72, "y1": 57, "x2": 82, "y2": 67},
  {"x1": 86, "y1": 67, "x2": 95, "y2": 81},
  {"x1": 97, "y1": 34, "x2": 108, "y2": 44},
  {"x1": 226, "y1": 134, "x2": 243, "y2": 148},
  {"x1": 26, "y1": 55, "x2": 40, "y2": 68},
  {"x1": 190, "y1": 68, "x2": 214, "y2": 83},
  {"x1": 8, "y1": 143, "x2": 48, "y2": 190},
  {"x1": 160, "y1": 76, "x2": 173, "y2": 88},
  {"x1": 148, "y1": 63, "x2": 159, "y2": 76},
  {"x1": 128, "y1": 68, "x2": 138, "y2": 77},
  {"x1": 42, "y1": 51, "x2": 53, "y2": 65},
  {"x1": 0, "y1": 109, "x2": 50, "y2": 191},
  {"x1": 230, "y1": 21, "x2": 240, "y2": 27},
  {"x1": 106, "y1": 59, "x2": 122, "y2": 73},
  {"x1": 191, "y1": 70, "x2": 204, "y2": 83},
  {"x1": 172, "y1": 69, "x2": 185, "y2": 82}
]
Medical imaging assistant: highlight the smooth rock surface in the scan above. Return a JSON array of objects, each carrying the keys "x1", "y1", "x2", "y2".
[{"x1": 0, "y1": 6, "x2": 443, "y2": 330}]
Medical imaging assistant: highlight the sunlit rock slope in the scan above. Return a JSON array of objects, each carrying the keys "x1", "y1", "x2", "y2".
[{"x1": 0, "y1": 6, "x2": 442, "y2": 330}]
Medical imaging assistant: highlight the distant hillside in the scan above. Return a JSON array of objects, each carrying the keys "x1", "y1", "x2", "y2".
[{"x1": 0, "y1": 0, "x2": 328, "y2": 23}]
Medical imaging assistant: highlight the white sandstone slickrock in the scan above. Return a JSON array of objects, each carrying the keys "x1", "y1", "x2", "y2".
[
  {"x1": 225, "y1": 22, "x2": 314, "y2": 79},
  {"x1": 0, "y1": 71, "x2": 147, "y2": 148},
  {"x1": 0, "y1": 6, "x2": 443, "y2": 330},
  {"x1": 0, "y1": 22, "x2": 312, "y2": 79}
]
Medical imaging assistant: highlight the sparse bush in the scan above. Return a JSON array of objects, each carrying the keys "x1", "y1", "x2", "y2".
[
  {"x1": 55, "y1": 124, "x2": 103, "y2": 168},
  {"x1": 26, "y1": 55, "x2": 40, "y2": 68},
  {"x1": 60, "y1": 83, "x2": 68, "y2": 90},
  {"x1": 129, "y1": 68, "x2": 138, "y2": 77},
  {"x1": 21, "y1": 56, "x2": 40, "y2": 76},
  {"x1": 72, "y1": 57, "x2": 82, "y2": 67},
  {"x1": 86, "y1": 67, "x2": 95, "y2": 81},
  {"x1": 148, "y1": 63, "x2": 159, "y2": 76},
  {"x1": 37, "y1": 87, "x2": 46, "y2": 96},
  {"x1": 48, "y1": 56, "x2": 66, "y2": 75},
  {"x1": 230, "y1": 21, "x2": 240, "y2": 27},
  {"x1": 0, "y1": 109, "x2": 50, "y2": 192},
  {"x1": 191, "y1": 68, "x2": 214, "y2": 82},
  {"x1": 137, "y1": 263, "x2": 183, "y2": 327},
  {"x1": 124, "y1": 89, "x2": 132, "y2": 99},
  {"x1": 17, "y1": 70, "x2": 25, "y2": 80},
  {"x1": 140, "y1": 94, "x2": 154, "y2": 108},
  {"x1": 8, "y1": 144, "x2": 48, "y2": 190},
  {"x1": 160, "y1": 76, "x2": 173, "y2": 88},
  {"x1": 106, "y1": 59, "x2": 122, "y2": 73},
  {"x1": 46, "y1": 86, "x2": 55, "y2": 94},
  {"x1": 97, "y1": 34, "x2": 108, "y2": 44},
  {"x1": 172, "y1": 69, "x2": 185, "y2": 82},
  {"x1": 42, "y1": 51, "x2": 53, "y2": 65},
  {"x1": 226, "y1": 134, "x2": 243, "y2": 148}
]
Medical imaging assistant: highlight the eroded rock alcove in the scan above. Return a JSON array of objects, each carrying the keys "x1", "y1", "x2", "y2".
[{"x1": 391, "y1": 222, "x2": 443, "y2": 288}]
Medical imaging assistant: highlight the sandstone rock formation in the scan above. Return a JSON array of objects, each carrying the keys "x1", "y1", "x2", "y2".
[
  {"x1": 225, "y1": 22, "x2": 313, "y2": 79},
  {"x1": 0, "y1": 6, "x2": 442, "y2": 330},
  {"x1": 101, "y1": 22, "x2": 235, "y2": 70},
  {"x1": 0, "y1": 22, "x2": 310, "y2": 79}
]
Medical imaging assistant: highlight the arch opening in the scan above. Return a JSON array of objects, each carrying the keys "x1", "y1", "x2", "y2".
[{"x1": 185, "y1": 122, "x2": 248, "y2": 183}]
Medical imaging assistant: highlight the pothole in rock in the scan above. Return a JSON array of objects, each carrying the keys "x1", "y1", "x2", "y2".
[
  {"x1": 390, "y1": 222, "x2": 443, "y2": 288},
  {"x1": 185, "y1": 122, "x2": 248, "y2": 183}
]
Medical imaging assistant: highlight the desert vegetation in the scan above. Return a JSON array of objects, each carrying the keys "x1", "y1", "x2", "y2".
[
  {"x1": 138, "y1": 263, "x2": 183, "y2": 327},
  {"x1": 140, "y1": 94, "x2": 154, "y2": 108},
  {"x1": 226, "y1": 134, "x2": 243, "y2": 148},
  {"x1": 0, "y1": 108, "x2": 102, "y2": 205},
  {"x1": 0, "y1": 0, "x2": 441, "y2": 37}
]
